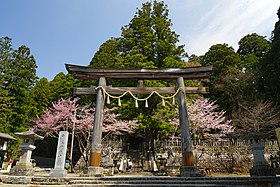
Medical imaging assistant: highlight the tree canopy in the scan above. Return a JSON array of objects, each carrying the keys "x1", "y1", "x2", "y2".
[
  {"x1": 259, "y1": 6, "x2": 280, "y2": 103},
  {"x1": 89, "y1": 1, "x2": 189, "y2": 147},
  {"x1": 90, "y1": 1, "x2": 186, "y2": 70},
  {"x1": 237, "y1": 33, "x2": 271, "y2": 72},
  {"x1": 0, "y1": 37, "x2": 37, "y2": 133}
]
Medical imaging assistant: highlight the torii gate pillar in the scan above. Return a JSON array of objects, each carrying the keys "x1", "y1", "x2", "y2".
[
  {"x1": 87, "y1": 77, "x2": 106, "y2": 176},
  {"x1": 177, "y1": 77, "x2": 201, "y2": 177}
]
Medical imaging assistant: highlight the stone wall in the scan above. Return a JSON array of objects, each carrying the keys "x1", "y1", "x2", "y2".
[{"x1": 99, "y1": 139, "x2": 279, "y2": 175}]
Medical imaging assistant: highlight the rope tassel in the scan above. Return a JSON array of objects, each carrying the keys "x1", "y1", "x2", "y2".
[
  {"x1": 162, "y1": 98, "x2": 165, "y2": 106},
  {"x1": 135, "y1": 100, "x2": 139, "y2": 108},
  {"x1": 145, "y1": 100, "x2": 148, "y2": 108},
  {"x1": 118, "y1": 98, "x2": 121, "y2": 106},
  {"x1": 107, "y1": 95, "x2": 111, "y2": 104},
  {"x1": 172, "y1": 97, "x2": 176, "y2": 105}
]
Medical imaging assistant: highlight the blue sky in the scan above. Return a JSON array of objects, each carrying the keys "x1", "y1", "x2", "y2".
[{"x1": 0, "y1": 0, "x2": 279, "y2": 81}]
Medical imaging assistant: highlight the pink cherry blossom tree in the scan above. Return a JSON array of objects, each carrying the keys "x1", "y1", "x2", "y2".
[
  {"x1": 34, "y1": 97, "x2": 138, "y2": 166},
  {"x1": 170, "y1": 98, "x2": 234, "y2": 140},
  {"x1": 102, "y1": 109, "x2": 138, "y2": 136},
  {"x1": 34, "y1": 98, "x2": 79, "y2": 137}
]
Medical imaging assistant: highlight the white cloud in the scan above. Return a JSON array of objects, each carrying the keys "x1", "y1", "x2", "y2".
[{"x1": 174, "y1": 0, "x2": 280, "y2": 55}]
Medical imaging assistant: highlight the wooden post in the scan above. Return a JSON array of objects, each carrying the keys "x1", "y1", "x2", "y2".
[
  {"x1": 89, "y1": 77, "x2": 106, "y2": 167},
  {"x1": 176, "y1": 77, "x2": 195, "y2": 166}
]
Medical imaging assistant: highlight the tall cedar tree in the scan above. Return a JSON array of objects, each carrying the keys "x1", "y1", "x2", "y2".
[
  {"x1": 202, "y1": 33, "x2": 271, "y2": 118},
  {"x1": 90, "y1": 1, "x2": 186, "y2": 69},
  {"x1": 29, "y1": 72, "x2": 82, "y2": 116},
  {"x1": 202, "y1": 44, "x2": 242, "y2": 117},
  {"x1": 0, "y1": 81, "x2": 11, "y2": 133},
  {"x1": 0, "y1": 37, "x2": 37, "y2": 133},
  {"x1": 259, "y1": 7, "x2": 280, "y2": 103},
  {"x1": 0, "y1": 37, "x2": 12, "y2": 133},
  {"x1": 29, "y1": 77, "x2": 52, "y2": 116},
  {"x1": 89, "y1": 1, "x2": 187, "y2": 148},
  {"x1": 237, "y1": 33, "x2": 271, "y2": 72}
]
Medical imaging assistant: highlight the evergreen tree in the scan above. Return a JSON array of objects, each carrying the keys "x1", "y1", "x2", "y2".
[
  {"x1": 8, "y1": 45, "x2": 37, "y2": 132},
  {"x1": 90, "y1": 38, "x2": 123, "y2": 68},
  {"x1": 202, "y1": 43, "x2": 242, "y2": 117},
  {"x1": 89, "y1": 1, "x2": 188, "y2": 148},
  {"x1": 237, "y1": 33, "x2": 271, "y2": 72},
  {"x1": 29, "y1": 77, "x2": 52, "y2": 116},
  {"x1": 0, "y1": 80, "x2": 11, "y2": 133},
  {"x1": 0, "y1": 37, "x2": 13, "y2": 133},
  {"x1": 91, "y1": 1, "x2": 186, "y2": 69},
  {"x1": 260, "y1": 7, "x2": 280, "y2": 103},
  {"x1": 202, "y1": 43, "x2": 241, "y2": 75},
  {"x1": 49, "y1": 72, "x2": 77, "y2": 102},
  {"x1": 230, "y1": 33, "x2": 271, "y2": 111},
  {"x1": 120, "y1": 1, "x2": 186, "y2": 68},
  {"x1": 0, "y1": 37, "x2": 37, "y2": 132}
]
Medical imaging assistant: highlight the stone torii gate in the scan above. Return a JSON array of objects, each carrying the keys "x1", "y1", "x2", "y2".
[{"x1": 66, "y1": 64, "x2": 213, "y2": 177}]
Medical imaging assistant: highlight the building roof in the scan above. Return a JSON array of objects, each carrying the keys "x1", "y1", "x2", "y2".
[{"x1": 0, "y1": 132, "x2": 16, "y2": 140}]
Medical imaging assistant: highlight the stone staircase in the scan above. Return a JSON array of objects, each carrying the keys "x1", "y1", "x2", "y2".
[{"x1": 26, "y1": 176, "x2": 280, "y2": 187}]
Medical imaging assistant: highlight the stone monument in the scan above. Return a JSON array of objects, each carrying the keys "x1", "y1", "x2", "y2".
[
  {"x1": 50, "y1": 131, "x2": 69, "y2": 177},
  {"x1": 10, "y1": 131, "x2": 44, "y2": 176}
]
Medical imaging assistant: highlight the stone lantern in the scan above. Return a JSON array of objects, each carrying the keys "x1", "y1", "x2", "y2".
[
  {"x1": 250, "y1": 141, "x2": 276, "y2": 176},
  {"x1": 10, "y1": 131, "x2": 44, "y2": 176}
]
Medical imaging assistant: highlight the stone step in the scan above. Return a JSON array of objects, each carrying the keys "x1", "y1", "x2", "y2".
[
  {"x1": 31, "y1": 176, "x2": 247, "y2": 183},
  {"x1": 69, "y1": 179, "x2": 248, "y2": 183},
  {"x1": 71, "y1": 184, "x2": 223, "y2": 187},
  {"x1": 3, "y1": 175, "x2": 279, "y2": 187},
  {"x1": 68, "y1": 180, "x2": 247, "y2": 186},
  {"x1": 30, "y1": 176, "x2": 251, "y2": 186}
]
